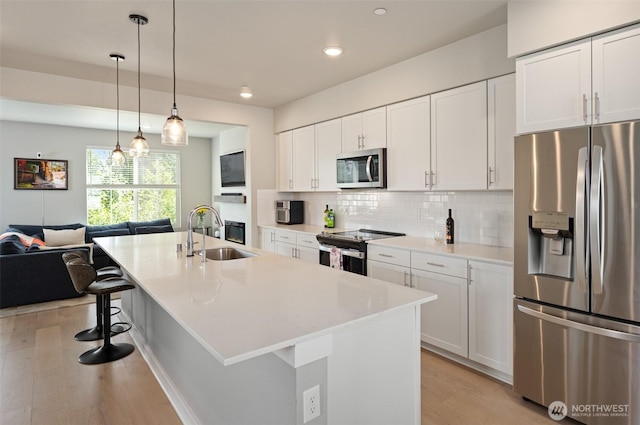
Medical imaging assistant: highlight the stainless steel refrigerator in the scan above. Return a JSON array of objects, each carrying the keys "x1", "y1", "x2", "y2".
[{"x1": 513, "y1": 120, "x2": 640, "y2": 425}]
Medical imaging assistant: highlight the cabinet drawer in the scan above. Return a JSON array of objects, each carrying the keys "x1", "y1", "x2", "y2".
[
  {"x1": 296, "y1": 233, "x2": 318, "y2": 249},
  {"x1": 275, "y1": 229, "x2": 296, "y2": 245},
  {"x1": 411, "y1": 251, "x2": 467, "y2": 278},
  {"x1": 368, "y1": 245, "x2": 410, "y2": 268}
]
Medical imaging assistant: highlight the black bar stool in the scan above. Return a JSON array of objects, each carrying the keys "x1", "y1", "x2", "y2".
[
  {"x1": 64, "y1": 256, "x2": 136, "y2": 364},
  {"x1": 62, "y1": 251, "x2": 129, "y2": 341}
]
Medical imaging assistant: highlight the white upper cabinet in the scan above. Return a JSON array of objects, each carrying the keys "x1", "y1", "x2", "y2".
[
  {"x1": 431, "y1": 81, "x2": 488, "y2": 191},
  {"x1": 280, "y1": 120, "x2": 340, "y2": 193},
  {"x1": 516, "y1": 39, "x2": 591, "y2": 134},
  {"x1": 341, "y1": 107, "x2": 387, "y2": 152},
  {"x1": 276, "y1": 131, "x2": 293, "y2": 191},
  {"x1": 516, "y1": 23, "x2": 640, "y2": 134},
  {"x1": 386, "y1": 96, "x2": 431, "y2": 191},
  {"x1": 314, "y1": 119, "x2": 341, "y2": 191},
  {"x1": 488, "y1": 74, "x2": 516, "y2": 190},
  {"x1": 592, "y1": 24, "x2": 640, "y2": 124},
  {"x1": 292, "y1": 125, "x2": 315, "y2": 191}
]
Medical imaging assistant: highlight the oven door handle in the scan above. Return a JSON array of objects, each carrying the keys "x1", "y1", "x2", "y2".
[{"x1": 318, "y1": 244, "x2": 365, "y2": 259}]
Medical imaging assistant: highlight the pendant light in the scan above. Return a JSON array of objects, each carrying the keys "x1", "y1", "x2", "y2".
[
  {"x1": 110, "y1": 54, "x2": 126, "y2": 166},
  {"x1": 129, "y1": 14, "x2": 150, "y2": 157},
  {"x1": 161, "y1": 0, "x2": 188, "y2": 146}
]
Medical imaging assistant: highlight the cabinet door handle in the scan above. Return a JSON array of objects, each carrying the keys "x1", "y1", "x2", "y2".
[
  {"x1": 404, "y1": 270, "x2": 410, "y2": 287},
  {"x1": 431, "y1": 171, "x2": 436, "y2": 187},
  {"x1": 378, "y1": 253, "x2": 393, "y2": 258},
  {"x1": 426, "y1": 262, "x2": 445, "y2": 268},
  {"x1": 361, "y1": 134, "x2": 365, "y2": 149},
  {"x1": 425, "y1": 171, "x2": 429, "y2": 188},
  {"x1": 594, "y1": 92, "x2": 600, "y2": 121},
  {"x1": 488, "y1": 166, "x2": 495, "y2": 185},
  {"x1": 582, "y1": 94, "x2": 588, "y2": 122},
  {"x1": 270, "y1": 232, "x2": 275, "y2": 243}
]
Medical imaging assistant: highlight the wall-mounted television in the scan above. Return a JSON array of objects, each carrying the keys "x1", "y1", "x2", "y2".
[
  {"x1": 220, "y1": 150, "x2": 246, "y2": 187},
  {"x1": 14, "y1": 158, "x2": 68, "y2": 190}
]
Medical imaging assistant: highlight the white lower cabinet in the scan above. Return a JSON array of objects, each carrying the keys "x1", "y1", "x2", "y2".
[
  {"x1": 468, "y1": 261, "x2": 513, "y2": 375},
  {"x1": 260, "y1": 228, "x2": 276, "y2": 252},
  {"x1": 368, "y1": 261, "x2": 411, "y2": 287},
  {"x1": 411, "y1": 267, "x2": 468, "y2": 358},
  {"x1": 368, "y1": 245, "x2": 411, "y2": 286},
  {"x1": 295, "y1": 233, "x2": 319, "y2": 264},
  {"x1": 369, "y1": 244, "x2": 513, "y2": 379},
  {"x1": 266, "y1": 228, "x2": 319, "y2": 263}
]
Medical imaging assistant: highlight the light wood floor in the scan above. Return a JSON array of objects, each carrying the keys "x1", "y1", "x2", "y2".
[{"x1": 1, "y1": 300, "x2": 569, "y2": 424}]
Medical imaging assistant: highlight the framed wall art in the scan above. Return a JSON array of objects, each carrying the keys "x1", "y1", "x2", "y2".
[{"x1": 14, "y1": 158, "x2": 68, "y2": 190}]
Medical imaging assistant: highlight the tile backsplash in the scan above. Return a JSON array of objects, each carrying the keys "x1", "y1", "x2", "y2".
[{"x1": 257, "y1": 190, "x2": 513, "y2": 248}]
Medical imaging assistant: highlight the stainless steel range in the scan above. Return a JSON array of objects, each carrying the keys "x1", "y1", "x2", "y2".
[{"x1": 316, "y1": 229, "x2": 405, "y2": 275}]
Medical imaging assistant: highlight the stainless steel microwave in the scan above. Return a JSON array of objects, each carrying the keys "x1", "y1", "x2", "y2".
[{"x1": 336, "y1": 148, "x2": 387, "y2": 189}]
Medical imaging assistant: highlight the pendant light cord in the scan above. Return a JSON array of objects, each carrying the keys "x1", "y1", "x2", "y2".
[
  {"x1": 137, "y1": 19, "x2": 142, "y2": 130},
  {"x1": 116, "y1": 58, "x2": 120, "y2": 146},
  {"x1": 172, "y1": 0, "x2": 177, "y2": 109}
]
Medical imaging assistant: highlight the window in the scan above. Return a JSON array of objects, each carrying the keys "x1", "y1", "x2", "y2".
[{"x1": 86, "y1": 147, "x2": 181, "y2": 226}]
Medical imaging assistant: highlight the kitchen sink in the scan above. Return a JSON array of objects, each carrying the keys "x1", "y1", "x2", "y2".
[{"x1": 200, "y1": 247, "x2": 257, "y2": 261}]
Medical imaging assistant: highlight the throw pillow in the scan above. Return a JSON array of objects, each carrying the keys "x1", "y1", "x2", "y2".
[
  {"x1": 134, "y1": 225, "x2": 174, "y2": 234},
  {"x1": 44, "y1": 227, "x2": 86, "y2": 246},
  {"x1": 87, "y1": 228, "x2": 130, "y2": 241}
]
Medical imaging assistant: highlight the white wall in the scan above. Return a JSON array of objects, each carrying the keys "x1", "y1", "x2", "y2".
[
  {"x1": 0, "y1": 121, "x2": 213, "y2": 231},
  {"x1": 274, "y1": 24, "x2": 514, "y2": 132},
  {"x1": 507, "y1": 1, "x2": 640, "y2": 57}
]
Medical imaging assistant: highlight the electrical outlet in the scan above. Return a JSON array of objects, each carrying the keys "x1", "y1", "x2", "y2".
[{"x1": 303, "y1": 385, "x2": 320, "y2": 423}]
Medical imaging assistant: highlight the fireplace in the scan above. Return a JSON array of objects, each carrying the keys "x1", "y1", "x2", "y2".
[{"x1": 224, "y1": 221, "x2": 245, "y2": 245}]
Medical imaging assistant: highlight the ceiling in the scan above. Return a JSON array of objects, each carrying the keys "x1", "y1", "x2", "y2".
[{"x1": 0, "y1": 0, "x2": 508, "y2": 135}]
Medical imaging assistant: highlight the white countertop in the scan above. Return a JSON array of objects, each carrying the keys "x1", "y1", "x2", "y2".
[
  {"x1": 368, "y1": 236, "x2": 513, "y2": 265},
  {"x1": 95, "y1": 232, "x2": 436, "y2": 366}
]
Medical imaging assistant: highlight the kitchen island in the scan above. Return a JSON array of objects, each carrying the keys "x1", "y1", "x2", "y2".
[{"x1": 95, "y1": 232, "x2": 436, "y2": 425}]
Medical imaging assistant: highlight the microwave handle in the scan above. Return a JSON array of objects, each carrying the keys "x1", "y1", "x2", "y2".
[{"x1": 366, "y1": 155, "x2": 373, "y2": 182}]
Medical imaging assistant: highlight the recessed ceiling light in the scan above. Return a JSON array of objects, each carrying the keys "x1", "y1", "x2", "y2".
[
  {"x1": 373, "y1": 8, "x2": 387, "y2": 16},
  {"x1": 240, "y1": 85, "x2": 253, "y2": 99},
  {"x1": 323, "y1": 46, "x2": 343, "y2": 57}
]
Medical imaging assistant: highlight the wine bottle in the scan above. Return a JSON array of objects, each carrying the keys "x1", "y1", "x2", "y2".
[
  {"x1": 323, "y1": 205, "x2": 330, "y2": 228},
  {"x1": 445, "y1": 209, "x2": 455, "y2": 244},
  {"x1": 327, "y1": 209, "x2": 335, "y2": 228}
]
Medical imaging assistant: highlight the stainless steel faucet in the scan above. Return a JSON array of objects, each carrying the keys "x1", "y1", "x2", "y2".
[{"x1": 186, "y1": 205, "x2": 224, "y2": 258}]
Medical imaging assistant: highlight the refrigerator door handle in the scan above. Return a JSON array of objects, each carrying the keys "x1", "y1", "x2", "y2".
[
  {"x1": 590, "y1": 145, "x2": 605, "y2": 294},
  {"x1": 517, "y1": 304, "x2": 640, "y2": 343},
  {"x1": 575, "y1": 147, "x2": 588, "y2": 293}
]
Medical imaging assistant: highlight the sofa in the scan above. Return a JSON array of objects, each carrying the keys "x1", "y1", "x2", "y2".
[{"x1": 0, "y1": 219, "x2": 173, "y2": 309}]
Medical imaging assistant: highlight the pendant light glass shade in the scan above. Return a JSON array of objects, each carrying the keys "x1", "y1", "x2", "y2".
[
  {"x1": 110, "y1": 53, "x2": 126, "y2": 167},
  {"x1": 129, "y1": 130, "x2": 149, "y2": 157},
  {"x1": 162, "y1": 105, "x2": 188, "y2": 146},
  {"x1": 162, "y1": 0, "x2": 188, "y2": 146},
  {"x1": 129, "y1": 14, "x2": 150, "y2": 157}
]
